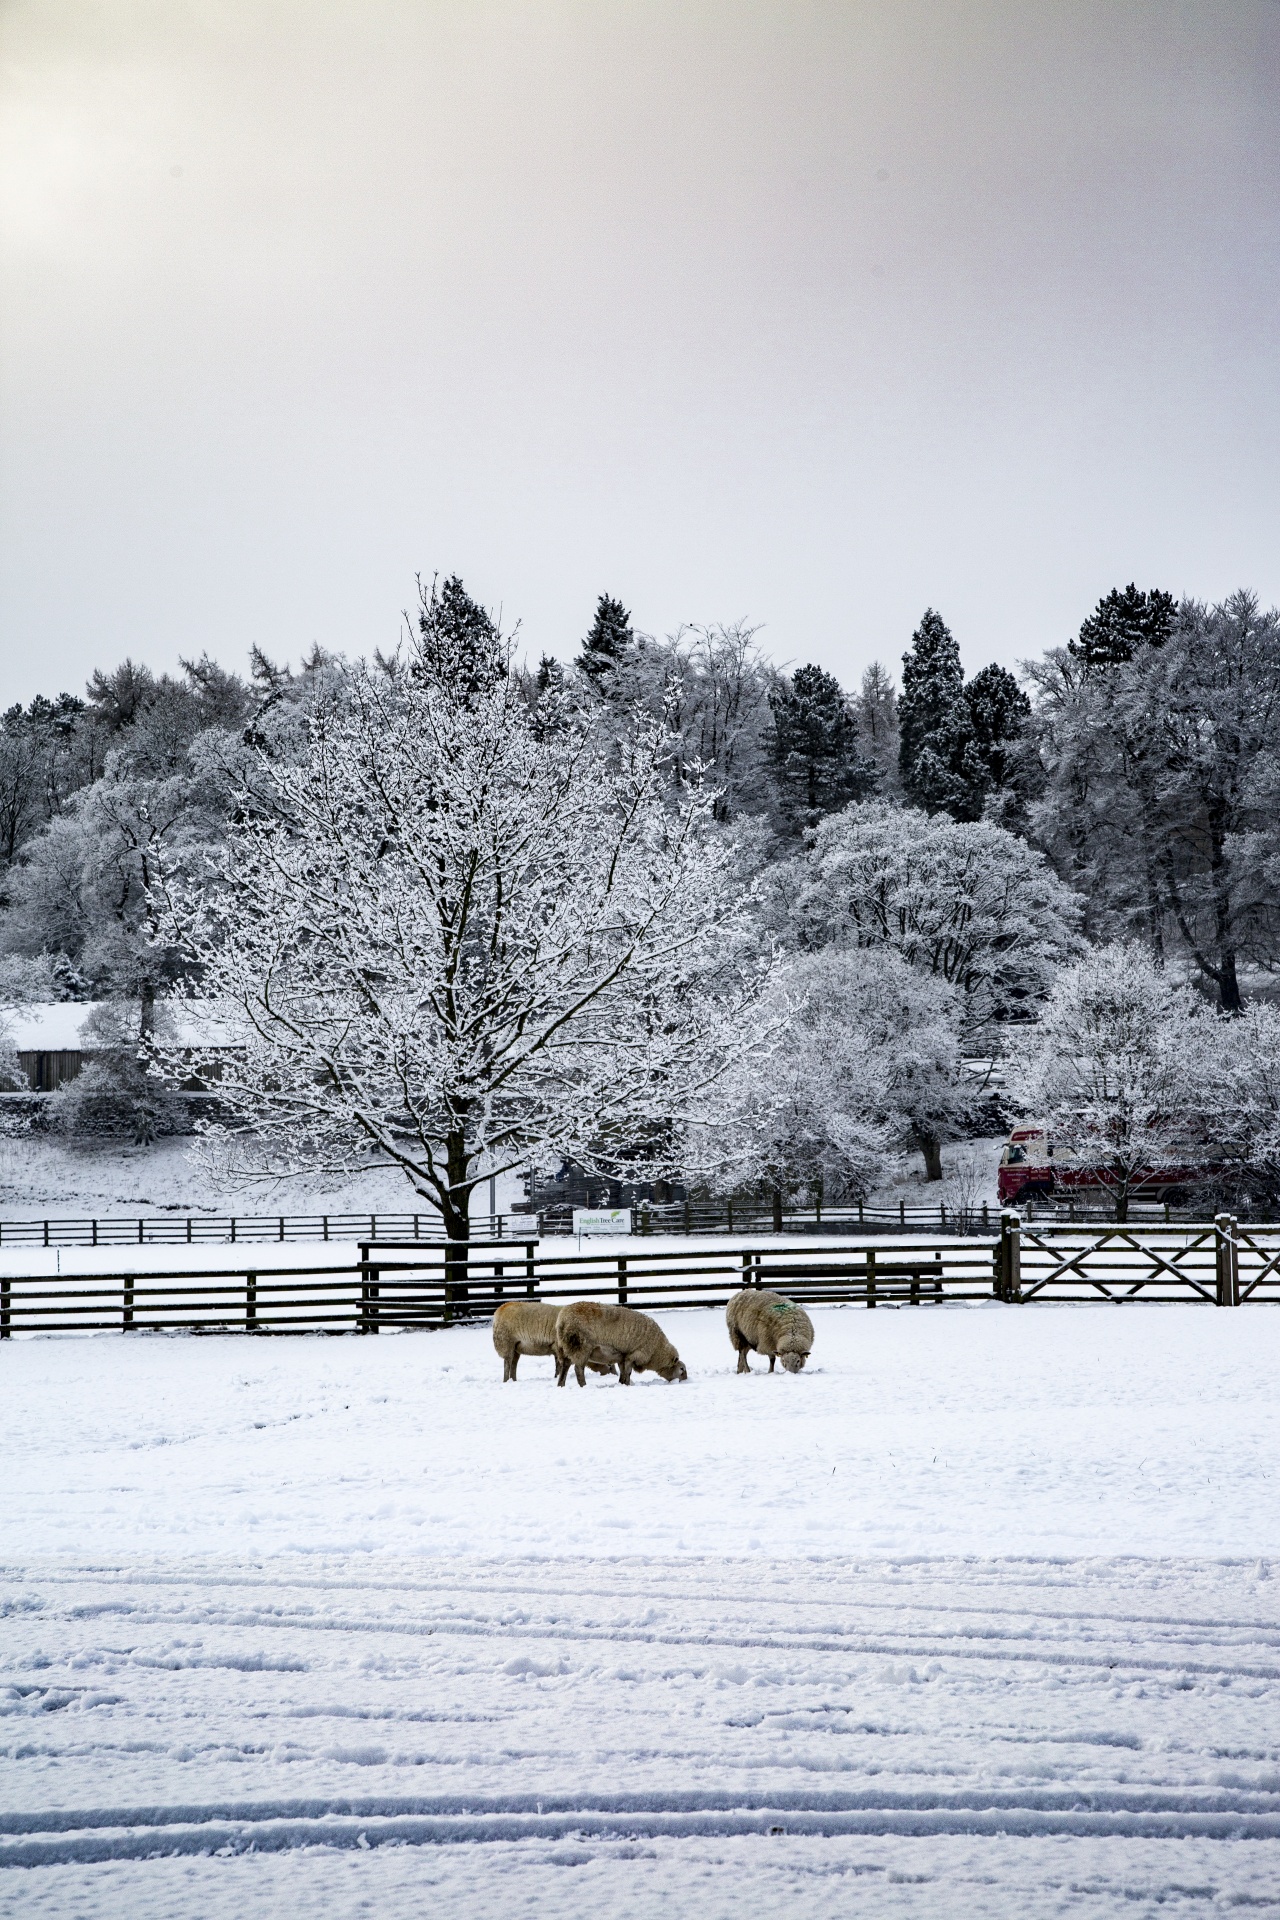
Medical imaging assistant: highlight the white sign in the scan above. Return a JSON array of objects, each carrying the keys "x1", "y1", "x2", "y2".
[{"x1": 572, "y1": 1208, "x2": 632, "y2": 1238}]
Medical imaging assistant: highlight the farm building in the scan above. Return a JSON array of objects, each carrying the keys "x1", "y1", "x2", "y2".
[{"x1": 1, "y1": 1001, "x2": 235, "y2": 1093}]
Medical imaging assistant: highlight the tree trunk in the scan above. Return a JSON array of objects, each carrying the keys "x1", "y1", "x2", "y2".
[
  {"x1": 913, "y1": 1125, "x2": 943, "y2": 1182},
  {"x1": 1209, "y1": 812, "x2": 1242, "y2": 1013},
  {"x1": 442, "y1": 1128, "x2": 470, "y2": 1313}
]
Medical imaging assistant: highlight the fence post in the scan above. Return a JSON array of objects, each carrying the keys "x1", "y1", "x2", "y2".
[
  {"x1": 899, "y1": 1200, "x2": 905, "y2": 1229},
  {"x1": 1, "y1": 1274, "x2": 9, "y2": 1338},
  {"x1": 997, "y1": 1212, "x2": 1022, "y2": 1302},
  {"x1": 1215, "y1": 1215, "x2": 1239, "y2": 1307},
  {"x1": 138, "y1": 1219, "x2": 144, "y2": 1245},
  {"x1": 525, "y1": 1241, "x2": 536, "y2": 1296},
  {"x1": 123, "y1": 1275, "x2": 134, "y2": 1329},
  {"x1": 366, "y1": 1264, "x2": 382, "y2": 1333},
  {"x1": 618, "y1": 1257, "x2": 627, "y2": 1307},
  {"x1": 726, "y1": 1198, "x2": 733, "y2": 1234},
  {"x1": 867, "y1": 1247, "x2": 876, "y2": 1310},
  {"x1": 246, "y1": 1272, "x2": 257, "y2": 1329},
  {"x1": 43, "y1": 1220, "x2": 49, "y2": 1249},
  {"x1": 323, "y1": 1215, "x2": 329, "y2": 1242},
  {"x1": 981, "y1": 1202, "x2": 989, "y2": 1232},
  {"x1": 772, "y1": 1190, "x2": 783, "y2": 1233},
  {"x1": 278, "y1": 1217, "x2": 284, "y2": 1242},
  {"x1": 742, "y1": 1250, "x2": 753, "y2": 1291}
]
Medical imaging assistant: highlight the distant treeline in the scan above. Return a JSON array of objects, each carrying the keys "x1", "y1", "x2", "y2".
[{"x1": 1, "y1": 578, "x2": 1277, "y2": 1015}]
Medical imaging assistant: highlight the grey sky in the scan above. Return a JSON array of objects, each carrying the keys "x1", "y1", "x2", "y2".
[{"x1": 2, "y1": 0, "x2": 1277, "y2": 705}]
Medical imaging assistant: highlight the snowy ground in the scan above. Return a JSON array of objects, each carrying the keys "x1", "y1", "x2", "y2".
[{"x1": 4, "y1": 1307, "x2": 1279, "y2": 1915}]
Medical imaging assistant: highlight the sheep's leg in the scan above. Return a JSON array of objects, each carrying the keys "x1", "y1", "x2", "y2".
[
  {"x1": 619, "y1": 1356, "x2": 633, "y2": 1385},
  {"x1": 555, "y1": 1351, "x2": 570, "y2": 1387},
  {"x1": 502, "y1": 1351, "x2": 513, "y2": 1383},
  {"x1": 510, "y1": 1347, "x2": 520, "y2": 1381},
  {"x1": 574, "y1": 1361, "x2": 587, "y2": 1387},
  {"x1": 768, "y1": 1354, "x2": 776, "y2": 1373},
  {"x1": 736, "y1": 1342, "x2": 751, "y2": 1374}
]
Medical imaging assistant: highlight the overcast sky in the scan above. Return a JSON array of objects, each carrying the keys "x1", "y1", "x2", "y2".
[{"x1": 2, "y1": 0, "x2": 1277, "y2": 704}]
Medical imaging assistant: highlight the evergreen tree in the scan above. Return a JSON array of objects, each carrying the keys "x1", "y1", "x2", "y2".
[
  {"x1": 415, "y1": 574, "x2": 504, "y2": 700},
  {"x1": 535, "y1": 653, "x2": 565, "y2": 695},
  {"x1": 852, "y1": 661, "x2": 902, "y2": 797},
  {"x1": 768, "y1": 664, "x2": 876, "y2": 833},
  {"x1": 964, "y1": 662, "x2": 1031, "y2": 794},
  {"x1": 578, "y1": 594, "x2": 635, "y2": 682},
  {"x1": 898, "y1": 610, "x2": 986, "y2": 820},
  {"x1": 1068, "y1": 583, "x2": 1175, "y2": 676}
]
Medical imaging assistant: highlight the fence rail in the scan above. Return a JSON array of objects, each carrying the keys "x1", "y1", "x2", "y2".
[
  {"x1": 0, "y1": 1238, "x2": 992, "y2": 1335},
  {"x1": 0, "y1": 1202, "x2": 995, "y2": 1247},
  {"x1": 2, "y1": 1218, "x2": 1278, "y2": 1336},
  {"x1": 1, "y1": 1194, "x2": 1256, "y2": 1250}
]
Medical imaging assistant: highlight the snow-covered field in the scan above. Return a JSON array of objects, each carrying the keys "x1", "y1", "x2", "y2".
[{"x1": 4, "y1": 1306, "x2": 1280, "y2": 1915}]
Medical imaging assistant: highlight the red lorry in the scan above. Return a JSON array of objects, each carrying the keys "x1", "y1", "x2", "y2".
[{"x1": 996, "y1": 1125, "x2": 1210, "y2": 1206}]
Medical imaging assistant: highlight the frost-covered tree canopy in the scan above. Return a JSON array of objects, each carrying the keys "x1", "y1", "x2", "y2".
[
  {"x1": 157, "y1": 624, "x2": 772, "y2": 1235},
  {"x1": 764, "y1": 801, "x2": 1083, "y2": 1027},
  {"x1": 1001, "y1": 943, "x2": 1220, "y2": 1219},
  {"x1": 712, "y1": 947, "x2": 972, "y2": 1199}
]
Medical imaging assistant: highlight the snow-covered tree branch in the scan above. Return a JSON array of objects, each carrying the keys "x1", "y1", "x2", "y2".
[{"x1": 156, "y1": 619, "x2": 773, "y2": 1237}]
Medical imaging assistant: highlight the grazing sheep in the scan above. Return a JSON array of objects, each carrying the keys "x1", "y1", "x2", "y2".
[
  {"x1": 726, "y1": 1288, "x2": 814, "y2": 1374},
  {"x1": 492, "y1": 1299, "x2": 616, "y2": 1384},
  {"x1": 554, "y1": 1300, "x2": 688, "y2": 1386}
]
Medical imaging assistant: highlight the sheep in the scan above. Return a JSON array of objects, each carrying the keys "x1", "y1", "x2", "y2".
[
  {"x1": 492, "y1": 1298, "x2": 616, "y2": 1384},
  {"x1": 726, "y1": 1288, "x2": 814, "y2": 1374},
  {"x1": 554, "y1": 1300, "x2": 688, "y2": 1386}
]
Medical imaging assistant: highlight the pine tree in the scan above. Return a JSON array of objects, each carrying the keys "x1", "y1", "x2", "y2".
[
  {"x1": 578, "y1": 594, "x2": 635, "y2": 682},
  {"x1": 1068, "y1": 584, "x2": 1175, "y2": 676},
  {"x1": 415, "y1": 574, "x2": 504, "y2": 700},
  {"x1": 898, "y1": 610, "x2": 986, "y2": 820},
  {"x1": 768, "y1": 664, "x2": 876, "y2": 833},
  {"x1": 535, "y1": 654, "x2": 565, "y2": 695},
  {"x1": 964, "y1": 663, "x2": 1031, "y2": 794}
]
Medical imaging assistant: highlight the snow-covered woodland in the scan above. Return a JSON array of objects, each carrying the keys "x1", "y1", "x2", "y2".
[{"x1": 1, "y1": 577, "x2": 1279, "y2": 1223}]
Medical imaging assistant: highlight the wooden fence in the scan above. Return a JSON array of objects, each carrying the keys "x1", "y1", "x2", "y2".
[
  {"x1": 3, "y1": 1218, "x2": 1279, "y2": 1336},
  {"x1": 0, "y1": 1211, "x2": 491, "y2": 1249},
  {"x1": 0, "y1": 1194, "x2": 1242, "y2": 1250},
  {"x1": 998, "y1": 1214, "x2": 1280, "y2": 1305},
  {"x1": 0, "y1": 1198, "x2": 1012, "y2": 1249},
  {"x1": 0, "y1": 1238, "x2": 992, "y2": 1336}
]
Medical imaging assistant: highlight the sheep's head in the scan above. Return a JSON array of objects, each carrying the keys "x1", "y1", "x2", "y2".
[
  {"x1": 780, "y1": 1351, "x2": 808, "y2": 1373},
  {"x1": 663, "y1": 1358, "x2": 688, "y2": 1382}
]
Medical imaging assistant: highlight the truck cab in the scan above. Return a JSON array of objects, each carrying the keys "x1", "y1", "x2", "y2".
[{"x1": 997, "y1": 1125, "x2": 1055, "y2": 1203}]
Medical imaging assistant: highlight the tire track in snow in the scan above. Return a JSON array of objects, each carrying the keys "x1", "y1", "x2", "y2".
[{"x1": 4, "y1": 1556, "x2": 1279, "y2": 1872}]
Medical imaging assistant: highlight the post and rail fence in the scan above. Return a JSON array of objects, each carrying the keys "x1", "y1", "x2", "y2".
[
  {"x1": 0, "y1": 1192, "x2": 1239, "y2": 1253},
  {"x1": 1, "y1": 1216, "x2": 1277, "y2": 1338}
]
